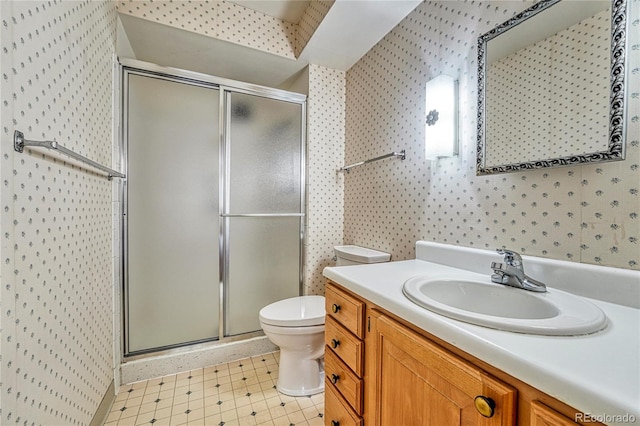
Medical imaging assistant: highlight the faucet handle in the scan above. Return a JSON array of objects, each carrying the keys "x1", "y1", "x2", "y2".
[
  {"x1": 490, "y1": 261, "x2": 505, "y2": 271},
  {"x1": 490, "y1": 262, "x2": 508, "y2": 284},
  {"x1": 496, "y1": 248, "x2": 522, "y2": 266},
  {"x1": 491, "y1": 262, "x2": 509, "y2": 284}
]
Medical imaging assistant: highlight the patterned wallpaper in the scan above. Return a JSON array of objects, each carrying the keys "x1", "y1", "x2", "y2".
[
  {"x1": 486, "y1": 9, "x2": 610, "y2": 166},
  {"x1": 1, "y1": 1, "x2": 117, "y2": 424},
  {"x1": 305, "y1": 64, "x2": 346, "y2": 294},
  {"x1": 116, "y1": 1, "x2": 296, "y2": 59},
  {"x1": 344, "y1": 0, "x2": 640, "y2": 270},
  {"x1": 296, "y1": 0, "x2": 335, "y2": 57},
  {"x1": 116, "y1": 0, "x2": 334, "y2": 60}
]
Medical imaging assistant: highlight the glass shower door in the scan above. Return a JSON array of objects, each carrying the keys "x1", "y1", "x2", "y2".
[
  {"x1": 224, "y1": 92, "x2": 304, "y2": 336},
  {"x1": 126, "y1": 74, "x2": 220, "y2": 353}
]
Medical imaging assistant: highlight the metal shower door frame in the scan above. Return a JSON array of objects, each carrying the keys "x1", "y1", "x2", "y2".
[
  {"x1": 219, "y1": 87, "x2": 307, "y2": 338},
  {"x1": 119, "y1": 58, "x2": 307, "y2": 358}
]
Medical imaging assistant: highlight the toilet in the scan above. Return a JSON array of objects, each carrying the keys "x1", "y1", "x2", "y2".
[
  {"x1": 259, "y1": 245, "x2": 390, "y2": 397},
  {"x1": 259, "y1": 296, "x2": 326, "y2": 396}
]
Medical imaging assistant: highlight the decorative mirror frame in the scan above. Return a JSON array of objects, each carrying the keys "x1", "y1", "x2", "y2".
[{"x1": 476, "y1": 0, "x2": 627, "y2": 175}]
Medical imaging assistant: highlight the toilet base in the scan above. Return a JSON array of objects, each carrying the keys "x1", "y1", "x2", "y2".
[
  {"x1": 276, "y1": 350, "x2": 325, "y2": 397},
  {"x1": 276, "y1": 371, "x2": 325, "y2": 397}
]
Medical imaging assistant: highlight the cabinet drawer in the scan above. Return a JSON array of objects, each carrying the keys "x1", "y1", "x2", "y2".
[
  {"x1": 326, "y1": 284, "x2": 365, "y2": 338},
  {"x1": 324, "y1": 380, "x2": 363, "y2": 426},
  {"x1": 325, "y1": 348, "x2": 363, "y2": 415},
  {"x1": 325, "y1": 316, "x2": 364, "y2": 376}
]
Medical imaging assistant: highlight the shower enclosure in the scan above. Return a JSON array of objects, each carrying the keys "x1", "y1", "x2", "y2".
[{"x1": 121, "y1": 60, "x2": 306, "y2": 356}]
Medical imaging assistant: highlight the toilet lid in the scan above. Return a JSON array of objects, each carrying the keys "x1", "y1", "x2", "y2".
[{"x1": 259, "y1": 296, "x2": 325, "y2": 327}]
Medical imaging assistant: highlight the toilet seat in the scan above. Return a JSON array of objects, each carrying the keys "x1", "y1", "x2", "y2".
[
  {"x1": 259, "y1": 295, "x2": 325, "y2": 327},
  {"x1": 260, "y1": 322, "x2": 325, "y2": 336}
]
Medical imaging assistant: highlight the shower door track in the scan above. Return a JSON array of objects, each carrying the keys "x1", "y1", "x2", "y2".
[
  {"x1": 119, "y1": 58, "x2": 307, "y2": 359},
  {"x1": 220, "y1": 214, "x2": 305, "y2": 217}
]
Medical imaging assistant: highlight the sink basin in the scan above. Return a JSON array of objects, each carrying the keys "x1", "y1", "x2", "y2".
[{"x1": 402, "y1": 275, "x2": 607, "y2": 335}]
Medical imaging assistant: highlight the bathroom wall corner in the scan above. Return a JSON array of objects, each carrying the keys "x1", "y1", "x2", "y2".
[
  {"x1": 89, "y1": 380, "x2": 116, "y2": 426},
  {"x1": 306, "y1": 64, "x2": 346, "y2": 295}
]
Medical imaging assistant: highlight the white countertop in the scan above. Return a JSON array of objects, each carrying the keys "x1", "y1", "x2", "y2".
[{"x1": 323, "y1": 259, "x2": 640, "y2": 425}]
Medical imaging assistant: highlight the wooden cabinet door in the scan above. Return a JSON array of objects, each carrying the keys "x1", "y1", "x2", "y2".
[
  {"x1": 530, "y1": 401, "x2": 579, "y2": 426},
  {"x1": 372, "y1": 315, "x2": 516, "y2": 426}
]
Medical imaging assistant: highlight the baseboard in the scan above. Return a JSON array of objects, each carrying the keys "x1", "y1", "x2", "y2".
[{"x1": 90, "y1": 380, "x2": 115, "y2": 426}]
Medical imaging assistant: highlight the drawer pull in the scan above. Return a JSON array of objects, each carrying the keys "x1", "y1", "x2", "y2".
[
  {"x1": 331, "y1": 339, "x2": 340, "y2": 349},
  {"x1": 474, "y1": 395, "x2": 496, "y2": 418},
  {"x1": 330, "y1": 374, "x2": 340, "y2": 384},
  {"x1": 331, "y1": 303, "x2": 341, "y2": 313},
  {"x1": 331, "y1": 421, "x2": 340, "y2": 426}
]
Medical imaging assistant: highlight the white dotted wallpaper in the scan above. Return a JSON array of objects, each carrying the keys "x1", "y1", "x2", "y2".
[
  {"x1": 217, "y1": 1, "x2": 296, "y2": 58},
  {"x1": 296, "y1": 0, "x2": 334, "y2": 57},
  {"x1": 116, "y1": 0, "x2": 296, "y2": 59},
  {"x1": 486, "y1": 9, "x2": 610, "y2": 166},
  {"x1": 116, "y1": 0, "x2": 334, "y2": 60},
  {"x1": 345, "y1": 0, "x2": 639, "y2": 270},
  {"x1": 305, "y1": 64, "x2": 345, "y2": 295},
  {"x1": 1, "y1": 1, "x2": 118, "y2": 424}
]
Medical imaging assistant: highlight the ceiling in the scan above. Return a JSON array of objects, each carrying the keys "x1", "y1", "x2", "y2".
[{"x1": 118, "y1": 0, "x2": 422, "y2": 90}]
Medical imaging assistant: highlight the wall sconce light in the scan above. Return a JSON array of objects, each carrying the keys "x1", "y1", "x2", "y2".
[{"x1": 425, "y1": 75, "x2": 458, "y2": 160}]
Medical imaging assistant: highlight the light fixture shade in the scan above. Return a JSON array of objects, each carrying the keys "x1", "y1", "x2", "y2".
[{"x1": 425, "y1": 75, "x2": 458, "y2": 160}]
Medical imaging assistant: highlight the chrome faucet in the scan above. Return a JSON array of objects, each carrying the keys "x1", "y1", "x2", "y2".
[{"x1": 491, "y1": 249, "x2": 547, "y2": 292}]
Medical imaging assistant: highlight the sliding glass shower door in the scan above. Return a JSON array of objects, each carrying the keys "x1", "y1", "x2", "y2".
[
  {"x1": 224, "y1": 92, "x2": 304, "y2": 336},
  {"x1": 123, "y1": 64, "x2": 305, "y2": 355},
  {"x1": 126, "y1": 74, "x2": 221, "y2": 353}
]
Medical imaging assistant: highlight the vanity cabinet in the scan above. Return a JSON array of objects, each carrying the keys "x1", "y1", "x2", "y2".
[
  {"x1": 325, "y1": 281, "x2": 603, "y2": 426},
  {"x1": 370, "y1": 311, "x2": 516, "y2": 425},
  {"x1": 325, "y1": 284, "x2": 366, "y2": 425}
]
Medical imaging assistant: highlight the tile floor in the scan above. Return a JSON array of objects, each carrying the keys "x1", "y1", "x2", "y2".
[{"x1": 105, "y1": 352, "x2": 324, "y2": 426}]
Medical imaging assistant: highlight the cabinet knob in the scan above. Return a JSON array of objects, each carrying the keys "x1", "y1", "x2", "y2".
[
  {"x1": 331, "y1": 421, "x2": 340, "y2": 426},
  {"x1": 331, "y1": 303, "x2": 341, "y2": 313},
  {"x1": 331, "y1": 339, "x2": 340, "y2": 349},
  {"x1": 474, "y1": 395, "x2": 496, "y2": 418},
  {"x1": 330, "y1": 374, "x2": 340, "y2": 384}
]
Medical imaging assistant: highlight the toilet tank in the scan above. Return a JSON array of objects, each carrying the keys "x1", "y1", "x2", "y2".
[{"x1": 334, "y1": 245, "x2": 391, "y2": 266}]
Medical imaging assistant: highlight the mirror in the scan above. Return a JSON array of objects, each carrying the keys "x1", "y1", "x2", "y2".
[{"x1": 477, "y1": 0, "x2": 627, "y2": 175}]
